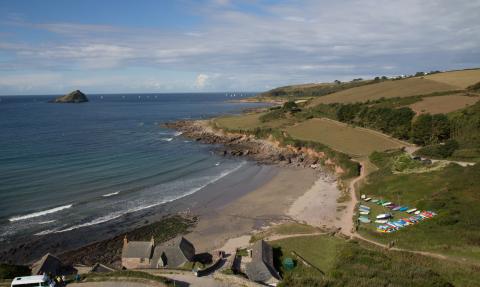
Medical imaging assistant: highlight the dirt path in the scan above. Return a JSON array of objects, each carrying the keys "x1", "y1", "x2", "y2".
[{"x1": 336, "y1": 159, "x2": 366, "y2": 236}]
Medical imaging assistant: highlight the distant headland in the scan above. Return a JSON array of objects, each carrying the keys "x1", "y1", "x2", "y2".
[{"x1": 49, "y1": 90, "x2": 89, "y2": 103}]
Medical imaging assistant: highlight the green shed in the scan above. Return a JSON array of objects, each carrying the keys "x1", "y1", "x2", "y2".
[{"x1": 283, "y1": 257, "x2": 294, "y2": 271}]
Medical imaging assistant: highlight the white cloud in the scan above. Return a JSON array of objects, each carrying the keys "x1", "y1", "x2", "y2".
[
  {"x1": 195, "y1": 73, "x2": 209, "y2": 89},
  {"x1": 1, "y1": 0, "x2": 479, "y2": 94}
]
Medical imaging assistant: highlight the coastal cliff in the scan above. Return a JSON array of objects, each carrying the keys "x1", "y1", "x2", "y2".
[
  {"x1": 164, "y1": 120, "x2": 344, "y2": 174},
  {"x1": 50, "y1": 90, "x2": 89, "y2": 103}
]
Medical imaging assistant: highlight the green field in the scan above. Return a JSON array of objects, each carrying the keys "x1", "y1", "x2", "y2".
[
  {"x1": 358, "y1": 151, "x2": 480, "y2": 262},
  {"x1": 272, "y1": 234, "x2": 480, "y2": 287},
  {"x1": 285, "y1": 118, "x2": 404, "y2": 156},
  {"x1": 213, "y1": 113, "x2": 288, "y2": 131}
]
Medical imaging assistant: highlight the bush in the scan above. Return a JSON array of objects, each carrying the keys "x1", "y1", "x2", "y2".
[
  {"x1": 415, "y1": 139, "x2": 459, "y2": 159},
  {"x1": 0, "y1": 264, "x2": 31, "y2": 279},
  {"x1": 259, "y1": 109, "x2": 286, "y2": 122},
  {"x1": 283, "y1": 101, "x2": 299, "y2": 112}
]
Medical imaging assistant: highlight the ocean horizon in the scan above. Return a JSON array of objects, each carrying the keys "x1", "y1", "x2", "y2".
[{"x1": 0, "y1": 93, "x2": 266, "y2": 244}]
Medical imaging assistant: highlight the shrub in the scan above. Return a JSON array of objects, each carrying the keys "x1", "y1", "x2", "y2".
[
  {"x1": 0, "y1": 264, "x2": 31, "y2": 279},
  {"x1": 415, "y1": 139, "x2": 459, "y2": 159}
]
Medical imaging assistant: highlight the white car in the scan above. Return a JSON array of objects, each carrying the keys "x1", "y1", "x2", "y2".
[{"x1": 11, "y1": 275, "x2": 55, "y2": 287}]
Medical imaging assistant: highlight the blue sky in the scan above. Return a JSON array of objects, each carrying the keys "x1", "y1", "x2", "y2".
[{"x1": 0, "y1": 0, "x2": 479, "y2": 95}]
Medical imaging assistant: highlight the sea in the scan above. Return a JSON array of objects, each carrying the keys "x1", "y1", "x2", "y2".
[{"x1": 0, "y1": 93, "x2": 266, "y2": 245}]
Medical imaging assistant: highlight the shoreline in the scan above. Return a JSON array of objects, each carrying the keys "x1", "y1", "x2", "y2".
[
  {"x1": 0, "y1": 162, "x2": 278, "y2": 264},
  {"x1": 1, "y1": 118, "x2": 344, "y2": 269}
]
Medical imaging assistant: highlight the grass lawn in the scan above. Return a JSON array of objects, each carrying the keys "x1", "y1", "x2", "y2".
[
  {"x1": 358, "y1": 151, "x2": 480, "y2": 262},
  {"x1": 271, "y1": 235, "x2": 343, "y2": 274},
  {"x1": 271, "y1": 234, "x2": 479, "y2": 286},
  {"x1": 286, "y1": 118, "x2": 404, "y2": 156},
  {"x1": 81, "y1": 271, "x2": 173, "y2": 286}
]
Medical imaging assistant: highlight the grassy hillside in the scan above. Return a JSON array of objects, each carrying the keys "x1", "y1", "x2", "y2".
[
  {"x1": 307, "y1": 77, "x2": 457, "y2": 106},
  {"x1": 409, "y1": 94, "x2": 479, "y2": 115},
  {"x1": 358, "y1": 150, "x2": 480, "y2": 261},
  {"x1": 213, "y1": 112, "x2": 291, "y2": 131},
  {"x1": 285, "y1": 118, "x2": 404, "y2": 156},
  {"x1": 258, "y1": 79, "x2": 376, "y2": 99},
  {"x1": 415, "y1": 100, "x2": 480, "y2": 161},
  {"x1": 424, "y1": 69, "x2": 480, "y2": 89},
  {"x1": 272, "y1": 234, "x2": 480, "y2": 287}
]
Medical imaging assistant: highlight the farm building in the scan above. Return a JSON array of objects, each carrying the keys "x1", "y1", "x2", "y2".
[{"x1": 245, "y1": 240, "x2": 280, "y2": 286}]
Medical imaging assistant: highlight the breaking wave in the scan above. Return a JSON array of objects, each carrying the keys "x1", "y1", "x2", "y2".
[
  {"x1": 102, "y1": 191, "x2": 120, "y2": 197},
  {"x1": 35, "y1": 162, "x2": 246, "y2": 235},
  {"x1": 161, "y1": 137, "x2": 173, "y2": 142},
  {"x1": 9, "y1": 204, "x2": 73, "y2": 222}
]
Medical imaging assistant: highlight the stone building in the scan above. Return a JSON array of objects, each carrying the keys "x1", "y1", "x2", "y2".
[
  {"x1": 121, "y1": 236, "x2": 195, "y2": 269},
  {"x1": 31, "y1": 253, "x2": 76, "y2": 276},
  {"x1": 121, "y1": 236, "x2": 155, "y2": 269},
  {"x1": 245, "y1": 240, "x2": 280, "y2": 286},
  {"x1": 151, "y1": 237, "x2": 195, "y2": 268}
]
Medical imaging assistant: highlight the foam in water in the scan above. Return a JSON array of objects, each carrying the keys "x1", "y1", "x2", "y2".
[
  {"x1": 174, "y1": 131, "x2": 183, "y2": 136},
  {"x1": 9, "y1": 204, "x2": 73, "y2": 222},
  {"x1": 161, "y1": 137, "x2": 173, "y2": 142},
  {"x1": 35, "y1": 162, "x2": 246, "y2": 235},
  {"x1": 102, "y1": 191, "x2": 120, "y2": 197}
]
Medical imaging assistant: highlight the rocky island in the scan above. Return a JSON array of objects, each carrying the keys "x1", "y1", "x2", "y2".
[{"x1": 50, "y1": 90, "x2": 89, "y2": 103}]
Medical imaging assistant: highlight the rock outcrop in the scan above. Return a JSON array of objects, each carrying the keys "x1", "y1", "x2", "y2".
[
  {"x1": 163, "y1": 120, "x2": 326, "y2": 169},
  {"x1": 50, "y1": 90, "x2": 88, "y2": 103}
]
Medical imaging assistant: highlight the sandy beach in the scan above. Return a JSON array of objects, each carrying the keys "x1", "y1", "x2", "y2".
[{"x1": 186, "y1": 166, "x2": 320, "y2": 252}]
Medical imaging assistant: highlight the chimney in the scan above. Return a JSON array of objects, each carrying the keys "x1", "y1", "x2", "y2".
[
  {"x1": 150, "y1": 236, "x2": 155, "y2": 246},
  {"x1": 123, "y1": 235, "x2": 128, "y2": 247}
]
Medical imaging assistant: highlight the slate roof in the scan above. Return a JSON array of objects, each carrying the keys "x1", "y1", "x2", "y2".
[
  {"x1": 151, "y1": 237, "x2": 195, "y2": 268},
  {"x1": 31, "y1": 253, "x2": 77, "y2": 276},
  {"x1": 122, "y1": 241, "x2": 153, "y2": 259},
  {"x1": 90, "y1": 263, "x2": 115, "y2": 273},
  {"x1": 245, "y1": 240, "x2": 280, "y2": 284}
]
